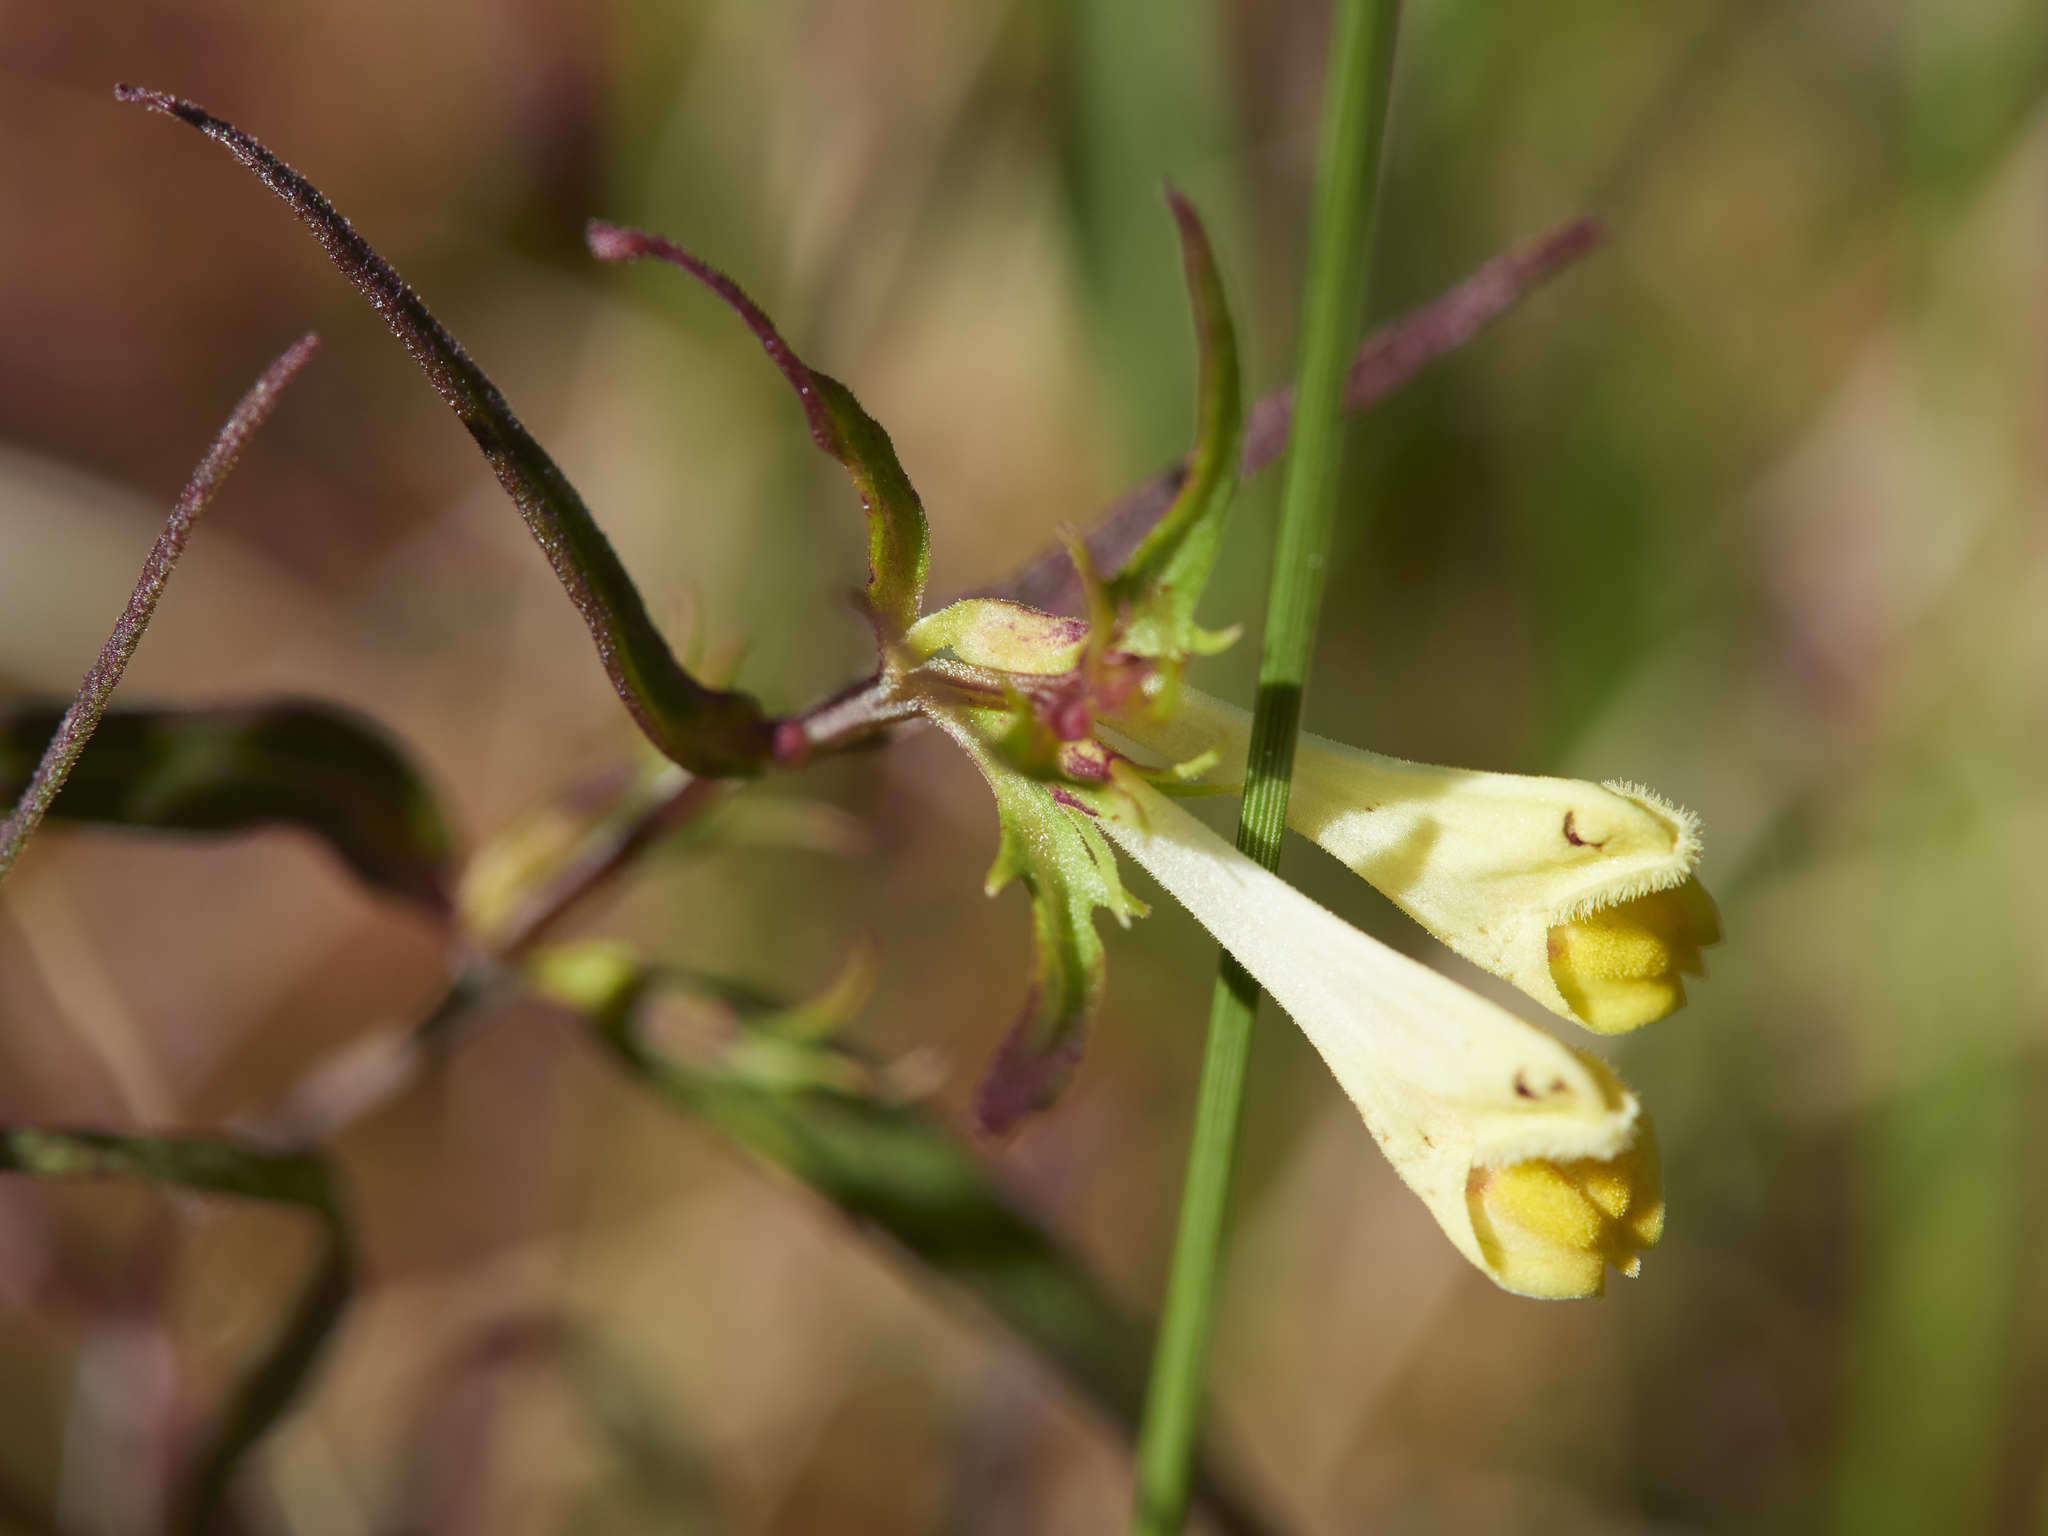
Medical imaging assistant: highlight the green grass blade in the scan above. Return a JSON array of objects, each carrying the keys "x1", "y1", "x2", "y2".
[{"x1": 1130, "y1": 5, "x2": 1403, "y2": 1532}]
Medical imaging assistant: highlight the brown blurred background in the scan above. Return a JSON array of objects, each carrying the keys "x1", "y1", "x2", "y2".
[{"x1": 3, "y1": 1, "x2": 2047, "y2": 1532}]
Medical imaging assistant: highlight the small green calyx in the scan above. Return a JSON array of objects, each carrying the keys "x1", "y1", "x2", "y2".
[{"x1": 903, "y1": 599, "x2": 1089, "y2": 676}]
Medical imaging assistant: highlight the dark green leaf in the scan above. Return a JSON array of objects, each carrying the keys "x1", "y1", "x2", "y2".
[
  {"x1": 587, "y1": 223, "x2": 931, "y2": 640},
  {"x1": 0, "y1": 700, "x2": 456, "y2": 914},
  {"x1": 0, "y1": 1126, "x2": 333, "y2": 1204},
  {"x1": 117, "y1": 87, "x2": 776, "y2": 778}
]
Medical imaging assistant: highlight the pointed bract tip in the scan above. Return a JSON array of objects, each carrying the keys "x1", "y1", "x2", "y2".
[
  {"x1": 1554, "y1": 214, "x2": 1608, "y2": 255},
  {"x1": 1161, "y1": 184, "x2": 1205, "y2": 242},
  {"x1": 584, "y1": 220, "x2": 638, "y2": 263},
  {"x1": 974, "y1": 1000, "x2": 1083, "y2": 1136},
  {"x1": 113, "y1": 83, "x2": 199, "y2": 124}
]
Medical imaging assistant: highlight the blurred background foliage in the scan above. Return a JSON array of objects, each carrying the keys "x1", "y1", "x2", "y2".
[{"x1": 2, "y1": 1, "x2": 2046, "y2": 1531}]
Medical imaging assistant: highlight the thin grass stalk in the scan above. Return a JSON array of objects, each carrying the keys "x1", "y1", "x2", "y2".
[
  {"x1": 0, "y1": 334, "x2": 319, "y2": 884},
  {"x1": 1129, "y1": 4, "x2": 1403, "y2": 1530}
]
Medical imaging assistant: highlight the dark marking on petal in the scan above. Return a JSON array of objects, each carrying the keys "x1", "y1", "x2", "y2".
[{"x1": 1563, "y1": 810, "x2": 1608, "y2": 849}]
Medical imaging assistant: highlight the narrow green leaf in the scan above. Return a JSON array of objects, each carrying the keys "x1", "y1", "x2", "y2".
[
  {"x1": 116, "y1": 87, "x2": 776, "y2": 778},
  {"x1": 0, "y1": 699, "x2": 456, "y2": 913},
  {"x1": 0, "y1": 335, "x2": 319, "y2": 886},
  {"x1": 0, "y1": 1126, "x2": 353, "y2": 1535},
  {"x1": 527, "y1": 943, "x2": 1275, "y2": 1536},
  {"x1": 993, "y1": 215, "x2": 1603, "y2": 617},
  {"x1": 1103, "y1": 190, "x2": 1242, "y2": 661},
  {"x1": 587, "y1": 223, "x2": 932, "y2": 640},
  {"x1": 0, "y1": 1126, "x2": 332, "y2": 1203}
]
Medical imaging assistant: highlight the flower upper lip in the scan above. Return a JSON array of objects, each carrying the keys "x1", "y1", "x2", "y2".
[{"x1": 1104, "y1": 685, "x2": 1718, "y2": 1034}]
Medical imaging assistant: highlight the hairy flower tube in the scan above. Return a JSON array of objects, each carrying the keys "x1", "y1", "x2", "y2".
[
  {"x1": 1106, "y1": 687, "x2": 1719, "y2": 1034},
  {"x1": 1090, "y1": 770, "x2": 1663, "y2": 1298}
]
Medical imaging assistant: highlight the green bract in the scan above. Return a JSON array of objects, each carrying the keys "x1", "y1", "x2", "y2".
[
  {"x1": 586, "y1": 223, "x2": 931, "y2": 646},
  {"x1": 1099, "y1": 190, "x2": 1245, "y2": 664},
  {"x1": 891, "y1": 192, "x2": 1246, "y2": 1129},
  {"x1": 926, "y1": 708, "x2": 1147, "y2": 1129}
]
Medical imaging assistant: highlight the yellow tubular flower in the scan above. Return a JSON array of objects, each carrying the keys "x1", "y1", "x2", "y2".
[
  {"x1": 1095, "y1": 772, "x2": 1661, "y2": 1298},
  {"x1": 1107, "y1": 687, "x2": 1719, "y2": 1034}
]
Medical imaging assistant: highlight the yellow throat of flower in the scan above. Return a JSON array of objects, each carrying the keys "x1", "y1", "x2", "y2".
[
  {"x1": 1546, "y1": 875, "x2": 1722, "y2": 1035},
  {"x1": 1470, "y1": 1116, "x2": 1666, "y2": 1298}
]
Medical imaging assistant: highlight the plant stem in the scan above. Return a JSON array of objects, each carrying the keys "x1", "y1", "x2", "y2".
[
  {"x1": 0, "y1": 334, "x2": 319, "y2": 885},
  {"x1": 1129, "y1": 4, "x2": 1402, "y2": 1531}
]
